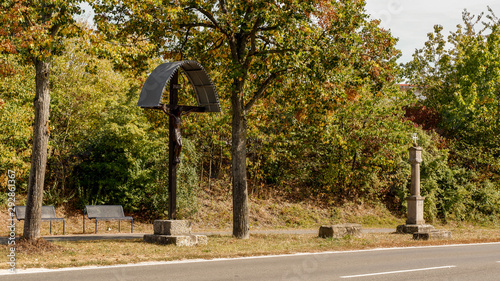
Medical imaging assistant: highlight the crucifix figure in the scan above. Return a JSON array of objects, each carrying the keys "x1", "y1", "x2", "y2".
[
  {"x1": 159, "y1": 71, "x2": 205, "y2": 220},
  {"x1": 160, "y1": 103, "x2": 204, "y2": 164}
]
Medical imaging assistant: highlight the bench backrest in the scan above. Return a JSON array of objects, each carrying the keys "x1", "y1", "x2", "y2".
[
  {"x1": 85, "y1": 205, "x2": 125, "y2": 219},
  {"x1": 14, "y1": 206, "x2": 58, "y2": 220}
]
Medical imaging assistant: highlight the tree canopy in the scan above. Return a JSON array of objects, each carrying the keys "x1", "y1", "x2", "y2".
[
  {"x1": 404, "y1": 8, "x2": 500, "y2": 172},
  {"x1": 0, "y1": 0, "x2": 82, "y2": 239},
  {"x1": 403, "y1": 8, "x2": 500, "y2": 222},
  {"x1": 90, "y1": 0, "x2": 402, "y2": 238},
  {"x1": 2, "y1": 2, "x2": 499, "y2": 236}
]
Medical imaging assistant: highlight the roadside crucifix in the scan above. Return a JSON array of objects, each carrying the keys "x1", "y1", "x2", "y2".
[
  {"x1": 412, "y1": 133, "x2": 418, "y2": 146},
  {"x1": 137, "y1": 61, "x2": 220, "y2": 220}
]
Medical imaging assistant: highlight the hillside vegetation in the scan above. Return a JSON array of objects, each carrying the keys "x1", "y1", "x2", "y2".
[{"x1": 1, "y1": 6, "x2": 500, "y2": 228}]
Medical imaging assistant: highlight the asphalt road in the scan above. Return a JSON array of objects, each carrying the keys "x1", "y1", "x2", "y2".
[{"x1": 2, "y1": 242, "x2": 500, "y2": 281}]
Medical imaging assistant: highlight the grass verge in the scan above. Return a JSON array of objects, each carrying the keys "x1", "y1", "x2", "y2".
[{"x1": 2, "y1": 227, "x2": 500, "y2": 270}]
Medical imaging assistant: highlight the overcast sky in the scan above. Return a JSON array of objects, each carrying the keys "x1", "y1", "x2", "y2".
[{"x1": 364, "y1": 0, "x2": 500, "y2": 63}]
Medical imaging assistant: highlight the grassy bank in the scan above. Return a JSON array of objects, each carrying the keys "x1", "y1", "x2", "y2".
[
  {"x1": 2, "y1": 188, "x2": 500, "y2": 270},
  {"x1": 2, "y1": 227, "x2": 500, "y2": 270},
  {"x1": 1, "y1": 189, "x2": 405, "y2": 236}
]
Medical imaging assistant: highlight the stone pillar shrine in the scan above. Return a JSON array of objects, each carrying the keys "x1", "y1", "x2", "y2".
[
  {"x1": 397, "y1": 135, "x2": 451, "y2": 240},
  {"x1": 407, "y1": 145, "x2": 425, "y2": 225},
  {"x1": 397, "y1": 134, "x2": 434, "y2": 234}
]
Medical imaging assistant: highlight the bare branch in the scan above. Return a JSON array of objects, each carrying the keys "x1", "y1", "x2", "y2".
[
  {"x1": 49, "y1": 24, "x2": 62, "y2": 37},
  {"x1": 219, "y1": 0, "x2": 228, "y2": 14},
  {"x1": 244, "y1": 16, "x2": 261, "y2": 66},
  {"x1": 209, "y1": 36, "x2": 225, "y2": 51},
  {"x1": 179, "y1": 26, "x2": 191, "y2": 58},
  {"x1": 180, "y1": 22, "x2": 217, "y2": 29},
  {"x1": 192, "y1": 6, "x2": 227, "y2": 35},
  {"x1": 244, "y1": 68, "x2": 292, "y2": 112},
  {"x1": 21, "y1": 10, "x2": 34, "y2": 28},
  {"x1": 242, "y1": 5, "x2": 252, "y2": 27}
]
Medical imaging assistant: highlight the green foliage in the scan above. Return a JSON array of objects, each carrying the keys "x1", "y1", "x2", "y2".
[
  {"x1": 2, "y1": 3, "x2": 499, "y2": 227},
  {"x1": 0, "y1": 0, "x2": 82, "y2": 62},
  {"x1": 1, "y1": 37, "x2": 202, "y2": 219},
  {"x1": 52, "y1": 43, "x2": 202, "y2": 216},
  {"x1": 72, "y1": 95, "x2": 201, "y2": 217},
  {"x1": 247, "y1": 85, "x2": 416, "y2": 204},
  {"x1": 176, "y1": 138, "x2": 201, "y2": 219},
  {"x1": 73, "y1": 103, "x2": 152, "y2": 210},
  {"x1": 244, "y1": 16, "x2": 407, "y2": 201},
  {"x1": 403, "y1": 8, "x2": 500, "y2": 223},
  {"x1": 0, "y1": 54, "x2": 34, "y2": 192},
  {"x1": 44, "y1": 37, "x2": 137, "y2": 204},
  {"x1": 404, "y1": 8, "x2": 500, "y2": 151},
  {"x1": 421, "y1": 150, "x2": 500, "y2": 224},
  {"x1": 420, "y1": 144, "x2": 468, "y2": 222}
]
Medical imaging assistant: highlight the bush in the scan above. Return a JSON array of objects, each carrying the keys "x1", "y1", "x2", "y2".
[
  {"x1": 418, "y1": 136, "x2": 500, "y2": 224},
  {"x1": 73, "y1": 104, "x2": 159, "y2": 211},
  {"x1": 72, "y1": 103, "x2": 201, "y2": 219}
]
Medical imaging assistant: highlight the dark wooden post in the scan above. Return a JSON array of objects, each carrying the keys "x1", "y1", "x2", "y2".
[{"x1": 168, "y1": 71, "x2": 179, "y2": 220}]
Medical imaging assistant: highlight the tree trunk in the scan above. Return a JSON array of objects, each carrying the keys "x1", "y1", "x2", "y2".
[
  {"x1": 23, "y1": 59, "x2": 51, "y2": 240},
  {"x1": 231, "y1": 87, "x2": 249, "y2": 239}
]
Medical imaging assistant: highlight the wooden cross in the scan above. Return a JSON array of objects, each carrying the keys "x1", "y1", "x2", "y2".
[
  {"x1": 137, "y1": 61, "x2": 220, "y2": 221},
  {"x1": 162, "y1": 71, "x2": 205, "y2": 220}
]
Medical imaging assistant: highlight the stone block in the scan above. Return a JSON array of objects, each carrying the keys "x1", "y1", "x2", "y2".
[
  {"x1": 396, "y1": 224, "x2": 435, "y2": 234},
  {"x1": 406, "y1": 196, "x2": 425, "y2": 225},
  {"x1": 144, "y1": 234, "x2": 208, "y2": 246},
  {"x1": 319, "y1": 223, "x2": 362, "y2": 238},
  {"x1": 413, "y1": 230, "x2": 452, "y2": 240},
  {"x1": 153, "y1": 220, "x2": 191, "y2": 235}
]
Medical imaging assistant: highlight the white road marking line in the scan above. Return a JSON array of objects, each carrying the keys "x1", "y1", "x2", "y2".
[{"x1": 340, "y1": 265, "x2": 456, "y2": 279}]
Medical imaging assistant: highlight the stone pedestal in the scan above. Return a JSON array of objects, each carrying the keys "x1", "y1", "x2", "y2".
[
  {"x1": 144, "y1": 220, "x2": 207, "y2": 246},
  {"x1": 153, "y1": 220, "x2": 191, "y2": 236},
  {"x1": 413, "y1": 230, "x2": 452, "y2": 240},
  {"x1": 406, "y1": 195, "x2": 425, "y2": 225},
  {"x1": 396, "y1": 224, "x2": 435, "y2": 234},
  {"x1": 319, "y1": 223, "x2": 362, "y2": 238}
]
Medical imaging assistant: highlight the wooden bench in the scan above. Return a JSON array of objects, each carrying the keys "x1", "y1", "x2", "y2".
[
  {"x1": 83, "y1": 205, "x2": 133, "y2": 234},
  {"x1": 14, "y1": 206, "x2": 65, "y2": 235}
]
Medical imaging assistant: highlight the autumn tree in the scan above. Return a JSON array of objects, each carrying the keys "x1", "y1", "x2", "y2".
[
  {"x1": 90, "y1": 0, "x2": 397, "y2": 238},
  {"x1": 244, "y1": 10, "x2": 404, "y2": 202},
  {"x1": 402, "y1": 8, "x2": 500, "y2": 222},
  {"x1": 404, "y1": 8, "x2": 500, "y2": 172},
  {"x1": 0, "y1": 0, "x2": 82, "y2": 239}
]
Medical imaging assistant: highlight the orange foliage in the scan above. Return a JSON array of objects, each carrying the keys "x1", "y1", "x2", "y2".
[{"x1": 346, "y1": 87, "x2": 359, "y2": 101}]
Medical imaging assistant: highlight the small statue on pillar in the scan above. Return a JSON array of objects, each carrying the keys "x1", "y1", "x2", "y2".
[{"x1": 397, "y1": 133, "x2": 435, "y2": 234}]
